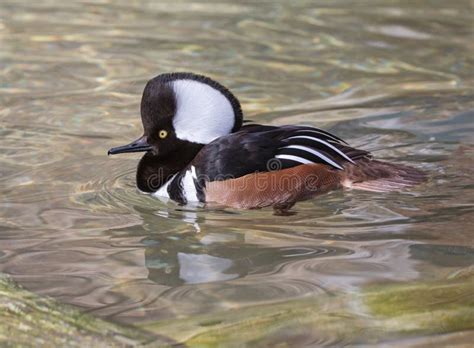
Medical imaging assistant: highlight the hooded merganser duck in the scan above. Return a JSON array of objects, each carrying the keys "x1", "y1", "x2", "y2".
[{"x1": 108, "y1": 72, "x2": 425, "y2": 210}]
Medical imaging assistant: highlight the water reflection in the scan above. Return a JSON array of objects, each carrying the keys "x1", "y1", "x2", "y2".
[
  {"x1": 82, "y1": 204, "x2": 423, "y2": 321},
  {"x1": 143, "y1": 231, "x2": 351, "y2": 287}
]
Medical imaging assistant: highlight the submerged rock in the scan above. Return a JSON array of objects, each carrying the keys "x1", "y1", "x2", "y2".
[
  {"x1": 140, "y1": 266, "x2": 474, "y2": 346},
  {"x1": 2, "y1": 267, "x2": 473, "y2": 346},
  {"x1": 0, "y1": 274, "x2": 153, "y2": 347},
  {"x1": 364, "y1": 266, "x2": 474, "y2": 335}
]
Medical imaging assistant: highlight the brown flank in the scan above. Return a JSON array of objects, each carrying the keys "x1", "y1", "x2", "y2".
[{"x1": 204, "y1": 160, "x2": 426, "y2": 209}]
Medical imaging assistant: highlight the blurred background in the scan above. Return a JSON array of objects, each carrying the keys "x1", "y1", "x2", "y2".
[{"x1": 1, "y1": 0, "x2": 473, "y2": 346}]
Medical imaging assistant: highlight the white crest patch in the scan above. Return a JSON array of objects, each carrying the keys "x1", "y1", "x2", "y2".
[{"x1": 172, "y1": 79, "x2": 235, "y2": 144}]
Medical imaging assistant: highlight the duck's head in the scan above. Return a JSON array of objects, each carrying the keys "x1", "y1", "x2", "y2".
[
  {"x1": 108, "y1": 72, "x2": 243, "y2": 192},
  {"x1": 108, "y1": 72, "x2": 243, "y2": 157}
]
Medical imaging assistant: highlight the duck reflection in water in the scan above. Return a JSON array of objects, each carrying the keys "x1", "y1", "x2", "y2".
[
  {"x1": 106, "y1": 206, "x2": 344, "y2": 287},
  {"x1": 105, "y1": 204, "x2": 421, "y2": 290},
  {"x1": 142, "y1": 230, "x2": 331, "y2": 287},
  {"x1": 143, "y1": 229, "x2": 242, "y2": 286}
]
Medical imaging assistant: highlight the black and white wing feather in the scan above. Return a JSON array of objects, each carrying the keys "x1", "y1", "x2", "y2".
[
  {"x1": 277, "y1": 131, "x2": 348, "y2": 169},
  {"x1": 191, "y1": 124, "x2": 371, "y2": 182},
  {"x1": 269, "y1": 126, "x2": 370, "y2": 170}
]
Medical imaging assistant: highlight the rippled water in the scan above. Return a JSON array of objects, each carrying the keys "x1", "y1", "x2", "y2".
[{"x1": 1, "y1": 0, "x2": 473, "y2": 345}]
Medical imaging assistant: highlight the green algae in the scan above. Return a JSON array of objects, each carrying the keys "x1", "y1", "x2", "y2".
[
  {"x1": 2, "y1": 268, "x2": 473, "y2": 347},
  {"x1": 140, "y1": 267, "x2": 474, "y2": 346},
  {"x1": 364, "y1": 267, "x2": 474, "y2": 335},
  {"x1": 0, "y1": 274, "x2": 153, "y2": 347},
  {"x1": 142, "y1": 297, "x2": 365, "y2": 347}
]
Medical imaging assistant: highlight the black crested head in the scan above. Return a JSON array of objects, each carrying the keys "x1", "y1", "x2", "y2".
[
  {"x1": 108, "y1": 72, "x2": 244, "y2": 192},
  {"x1": 141, "y1": 72, "x2": 243, "y2": 147},
  {"x1": 109, "y1": 72, "x2": 244, "y2": 157},
  {"x1": 141, "y1": 72, "x2": 243, "y2": 133},
  {"x1": 140, "y1": 75, "x2": 177, "y2": 136}
]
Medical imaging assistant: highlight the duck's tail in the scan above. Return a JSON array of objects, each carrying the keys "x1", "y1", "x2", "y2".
[{"x1": 341, "y1": 158, "x2": 427, "y2": 193}]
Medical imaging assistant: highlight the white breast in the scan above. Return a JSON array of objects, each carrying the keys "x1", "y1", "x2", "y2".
[
  {"x1": 181, "y1": 167, "x2": 199, "y2": 202},
  {"x1": 152, "y1": 174, "x2": 176, "y2": 199},
  {"x1": 151, "y1": 167, "x2": 200, "y2": 203}
]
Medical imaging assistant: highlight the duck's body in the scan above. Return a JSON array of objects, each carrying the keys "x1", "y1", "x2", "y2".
[{"x1": 109, "y1": 72, "x2": 425, "y2": 210}]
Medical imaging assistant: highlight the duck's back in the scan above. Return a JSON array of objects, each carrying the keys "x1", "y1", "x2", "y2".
[{"x1": 162, "y1": 124, "x2": 426, "y2": 209}]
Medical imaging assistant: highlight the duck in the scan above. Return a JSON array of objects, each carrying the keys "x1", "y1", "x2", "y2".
[{"x1": 108, "y1": 72, "x2": 425, "y2": 211}]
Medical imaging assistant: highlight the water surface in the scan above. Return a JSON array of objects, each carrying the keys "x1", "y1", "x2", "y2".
[{"x1": 1, "y1": 0, "x2": 473, "y2": 345}]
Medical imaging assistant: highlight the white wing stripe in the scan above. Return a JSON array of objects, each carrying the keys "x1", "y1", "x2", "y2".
[
  {"x1": 281, "y1": 145, "x2": 344, "y2": 169},
  {"x1": 286, "y1": 135, "x2": 355, "y2": 164},
  {"x1": 295, "y1": 129, "x2": 344, "y2": 143},
  {"x1": 275, "y1": 154, "x2": 312, "y2": 165}
]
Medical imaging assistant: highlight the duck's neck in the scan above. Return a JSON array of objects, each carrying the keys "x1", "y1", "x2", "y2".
[{"x1": 137, "y1": 144, "x2": 203, "y2": 193}]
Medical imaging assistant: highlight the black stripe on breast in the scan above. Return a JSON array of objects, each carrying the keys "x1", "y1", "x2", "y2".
[
  {"x1": 193, "y1": 175, "x2": 206, "y2": 203},
  {"x1": 168, "y1": 173, "x2": 187, "y2": 204}
]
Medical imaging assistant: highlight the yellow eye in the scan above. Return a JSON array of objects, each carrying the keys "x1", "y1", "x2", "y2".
[{"x1": 159, "y1": 130, "x2": 168, "y2": 139}]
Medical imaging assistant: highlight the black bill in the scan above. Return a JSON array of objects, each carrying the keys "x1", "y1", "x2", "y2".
[{"x1": 108, "y1": 135, "x2": 152, "y2": 155}]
